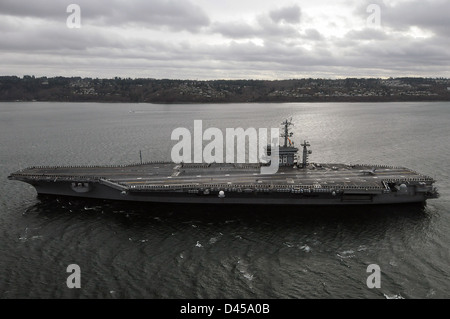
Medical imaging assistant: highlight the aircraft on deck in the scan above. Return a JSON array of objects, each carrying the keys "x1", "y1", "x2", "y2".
[{"x1": 361, "y1": 167, "x2": 377, "y2": 175}]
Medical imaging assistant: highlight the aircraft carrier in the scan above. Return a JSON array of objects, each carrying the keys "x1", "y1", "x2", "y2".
[{"x1": 8, "y1": 120, "x2": 439, "y2": 205}]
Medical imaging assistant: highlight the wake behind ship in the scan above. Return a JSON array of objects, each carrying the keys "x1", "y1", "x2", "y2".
[{"x1": 8, "y1": 120, "x2": 439, "y2": 205}]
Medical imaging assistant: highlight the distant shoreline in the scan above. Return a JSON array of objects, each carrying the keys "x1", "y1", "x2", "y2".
[
  {"x1": 3, "y1": 98, "x2": 450, "y2": 104},
  {"x1": 1, "y1": 76, "x2": 449, "y2": 103}
]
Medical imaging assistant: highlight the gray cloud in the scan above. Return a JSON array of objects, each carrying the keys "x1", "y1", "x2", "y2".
[
  {"x1": 0, "y1": 0, "x2": 71, "y2": 18},
  {"x1": 210, "y1": 19, "x2": 301, "y2": 40},
  {"x1": 269, "y1": 4, "x2": 301, "y2": 24},
  {"x1": 355, "y1": 0, "x2": 450, "y2": 36},
  {"x1": 384, "y1": 0, "x2": 450, "y2": 37},
  {"x1": 210, "y1": 21, "x2": 260, "y2": 39},
  {"x1": 302, "y1": 29, "x2": 324, "y2": 41},
  {"x1": 343, "y1": 28, "x2": 389, "y2": 41},
  {"x1": 211, "y1": 5, "x2": 302, "y2": 40},
  {"x1": 0, "y1": 0, "x2": 448, "y2": 79},
  {"x1": 0, "y1": 0, "x2": 210, "y2": 32}
]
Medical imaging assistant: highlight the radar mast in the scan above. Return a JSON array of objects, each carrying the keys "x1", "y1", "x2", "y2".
[{"x1": 280, "y1": 118, "x2": 294, "y2": 148}]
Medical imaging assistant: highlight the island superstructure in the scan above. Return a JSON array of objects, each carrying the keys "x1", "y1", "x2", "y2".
[{"x1": 8, "y1": 120, "x2": 439, "y2": 205}]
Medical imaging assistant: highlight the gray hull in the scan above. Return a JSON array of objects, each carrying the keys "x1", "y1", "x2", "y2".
[{"x1": 31, "y1": 180, "x2": 428, "y2": 205}]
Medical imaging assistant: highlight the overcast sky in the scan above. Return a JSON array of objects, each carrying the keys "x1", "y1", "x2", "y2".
[{"x1": 1, "y1": 0, "x2": 449, "y2": 79}]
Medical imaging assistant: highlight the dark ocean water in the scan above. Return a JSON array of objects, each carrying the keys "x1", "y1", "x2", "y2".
[{"x1": 0, "y1": 101, "x2": 449, "y2": 299}]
